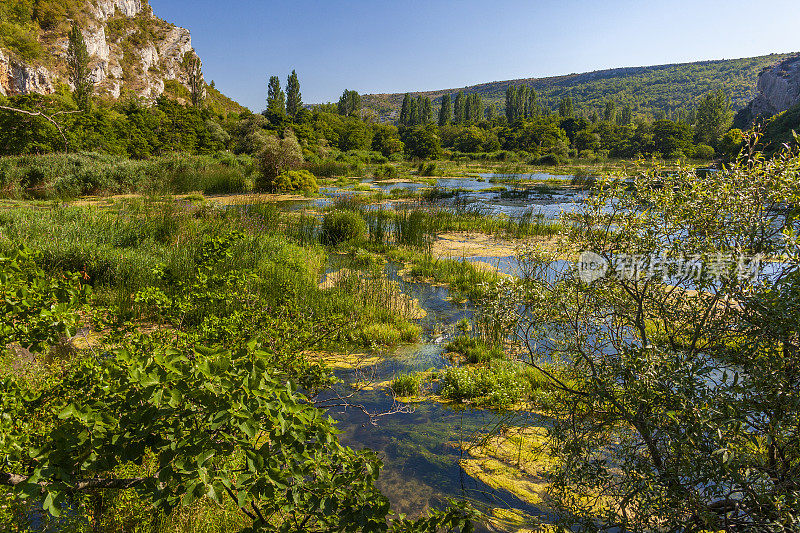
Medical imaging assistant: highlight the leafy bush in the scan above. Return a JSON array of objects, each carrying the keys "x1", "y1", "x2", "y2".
[
  {"x1": 321, "y1": 210, "x2": 367, "y2": 246},
  {"x1": 373, "y1": 164, "x2": 398, "y2": 180},
  {"x1": 255, "y1": 132, "x2": 303, "y2": 191},
  {"x1": 0, "y1": 246, "x2": 88, "y2": 352},
  {"x1": 693, "y1": 143, "x2": 715, "y2": 160},
  {"x1": 438, "y1": 360, "x2": 542, "y2": 407},
  {"x1": 391, "y1": 373, "x2": 422, "y2": 396},
  {"x1": 273, "y1": 169, "x2": 319, "y2": 194},
  {"x1": 445, "y1": 335, "x2": 504, "y2": 364}
]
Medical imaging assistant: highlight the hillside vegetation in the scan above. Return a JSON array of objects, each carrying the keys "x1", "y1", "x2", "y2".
[{"x1": 363, "y1": 54, "x2": 795, "y2": 122}]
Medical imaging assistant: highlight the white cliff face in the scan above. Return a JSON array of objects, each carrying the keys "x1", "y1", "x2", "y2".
[
  {"x1": 158, "y1": 26, "x2": 193, "y2": 81},
  {"x1": 0, "y1": 49, "x2": 55, "y2": 97},
  {"x1": 91, "y1": 0, "x2": 144, "y2": 21},
  {"x1": 0, "y1": 0, "x2": 197, "y2": 102},
  {"x1": 84, "y1": 26, "x2": 111, "y2": 63},
  {"x1": 740, "y1": 55, "x2": 800, "y2": 124}
]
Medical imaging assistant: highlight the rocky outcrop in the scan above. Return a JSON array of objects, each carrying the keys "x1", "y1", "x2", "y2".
[
  {"x1": 0, "y1": 0, "x2": 199, "y2": 102},
  {"x1": 91, "y1": 0, "x2": 144, "y2": 20},
  {"x1": 0, "y1": 49, "x2": 55, "y2": 97},
  {"x1": 735, "y1": 54, "x2": 800, "y2": 128}
]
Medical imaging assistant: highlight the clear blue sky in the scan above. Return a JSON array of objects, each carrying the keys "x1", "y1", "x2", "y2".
[{"x1": 150, "y1": 0, "x2": 800, "y2": 111}]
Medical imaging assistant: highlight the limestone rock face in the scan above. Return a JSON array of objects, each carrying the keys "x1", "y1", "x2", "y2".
[
  {"x1": 736, "y1": 54, "x2": 800, "y2": 127},
  {"x1": 0, "y1": 0, "x2": 198, "y2": 102},
  {"x1": 0, "y1": 49, "x2": 55, "y2": 97},
  {"x1": 91, "y1": 0, "x2": 144, "y2": 21}
]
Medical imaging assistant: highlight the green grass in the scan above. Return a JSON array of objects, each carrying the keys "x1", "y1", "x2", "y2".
[
  {"x1": 404, "y1": 253, "x2": 500, "y2": 300},
  {"x1": 391, "y1": 373, "x2": 422, "y2": 396},
  {"x1": 438, "y1": 359, "x2": 551, "y2": 408},
  {"x1": 445, "y1": 335, "x2": 505, "y2": 363},
  {"x1": 0, "y1": 152, "x2": 254, "y2": 200}
]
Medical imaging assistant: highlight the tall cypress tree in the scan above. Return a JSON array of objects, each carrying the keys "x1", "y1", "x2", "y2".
[
  {"x1": 526, "y1": 89, "x2": 539, "y2": 118},
  {"x1": 505, "y1": 86, "x2": 516, "y2": 122},
  {"x1": 267, "y1": 75, "x2": 286, "y2": 117},
  {"x1": 185, "y1": 53, "x2": 204, "y2": 108},
  {"x1": 485, "y1": 103, "x2": 496, "y2": 122},
  {"x1": 471, "y1": 94, "x2": 483, "y2": 123},
  {"x1": 618, "y1": 105, "x2": 633, "y2": 125},
  {"x1": 421, "y1": 97, "x2": 432, "y2": 125},
  {"x1": 410, "y1": 96, "x2": 421, "y2": 126},
  {"x1": 603, "y1": 99, "x2": 616, "y2": 122},
  {"x1": 399, "y1": 93, "x2": 412, "y2": 126},
  {"x1": 559, "y1": 96, "x2": 574, "y2": 118},
  {"x1": 67, "y1": 25, "x2": 92, "y2": 111},
  {"x1": 438, "y1": 94, "x2": 452, "y2": 126},
  {"x1": 337, "y1": 89, "x2": 361, "y2": 117},
  {"x1": 454, "y1": 91, "x2": 465, "y2": 125},
  {"x1": 286, "y1": 70, "x2": 302, "y2": 119}
]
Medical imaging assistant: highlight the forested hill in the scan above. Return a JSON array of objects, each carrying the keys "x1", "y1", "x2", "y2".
[{"x1": 362, "y1": 53, "x2": 796, "y2": 122}]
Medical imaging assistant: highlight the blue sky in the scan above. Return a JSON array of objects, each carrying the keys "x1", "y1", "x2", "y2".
[{"x1": 150, "y1": 0, "x2": 800, "y2": 111}]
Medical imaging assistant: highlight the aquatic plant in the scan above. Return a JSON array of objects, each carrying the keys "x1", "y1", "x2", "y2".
[
  {"x1": 320, "y1": 210, "x2": 367, "y2": 246},
  {"x1": 391, "y1": 373, "x2": 422, "y2": 396}
]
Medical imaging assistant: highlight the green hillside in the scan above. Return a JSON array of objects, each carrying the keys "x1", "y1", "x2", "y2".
[
  {"x1": 363, "y1": 53, "x2": 796, "y2": 122},
  {"x1": 759, "y1": 101, "x2": 800, "y2": 152}
]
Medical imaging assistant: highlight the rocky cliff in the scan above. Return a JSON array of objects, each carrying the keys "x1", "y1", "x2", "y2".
[
  {"x1": 735, "y1": 54, "x2": 800, "y2": 128},
  {"x1": 0, "y1": 0, "x2": 200, "y2": 101}
]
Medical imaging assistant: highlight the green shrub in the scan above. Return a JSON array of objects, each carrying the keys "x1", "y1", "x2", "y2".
[
  {"x1": 321, "y1": 210, "x2": 367, "y2": 246},
  {"x1": 445, "y1": 335, "x2": 504, "y2": 363},
  {"x1": 693, "y1": 143, "x2": 715, "y2": 160},
  {"x1": 273, "y1": 169, "x2": 319, "y2": 194},
  {"x1": 391, "y1": 373, "x2": 421, "y2": 396},
  {"x1": 438, "y1": 360, "x2": 537, "y2": 407},
  {"x1": 417, "y1": 162, "x2": 438, "y2": 176},
  {"x1": 373, "y1": 164, "x2": 398, "y2": 180}
]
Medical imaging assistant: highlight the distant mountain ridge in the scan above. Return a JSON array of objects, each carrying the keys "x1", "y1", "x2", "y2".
[{"x1": 362, "y1": 53, "x2": 797, "y2": 122}]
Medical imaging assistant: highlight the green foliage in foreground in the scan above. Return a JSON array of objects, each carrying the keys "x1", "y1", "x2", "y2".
[
  {"x1": 1, "y1": 338, "x2": 477, "y2": 531},
  {"x1": 499, "y1": 143, "x2": 800, "y2": 530},
  {"x1": 0, "y1": 213, "x2": 478, "y2": 530},
  {"x1": 0, "y1": 246, "x2": 89, "y2": 352}
]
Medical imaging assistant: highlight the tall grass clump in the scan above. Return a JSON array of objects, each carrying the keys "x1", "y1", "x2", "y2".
[
  {"x1": 306, "y1": 160, "x2": 350, "y2": 178},
  {"x1": 286, "y1": 210, "x2": 319, "y2": 246},
  {"x1": 0, "y1": 152, "x2": 252, "y2": 199},
  {"x1": 445, "y1": 335, "x2": 504, "y2": 363},
  {"x1": 406, "y1": 253, "x2": 499, "y2": 300},
  {"x1": 391, "y1": 373, "x2": 422, "y2": 396},
  {"x1": 363, "y1": 209, "x2": 392, "y2": 245},
  {"x1": 320, "y1": 210, "x2": 367, "y2": 246},
  {"x1": 505, "y1": 209, "x2": 562, "y2": 238},
  {"x1": 394, "y1": 208, "x2": 435, "y2": 251}
]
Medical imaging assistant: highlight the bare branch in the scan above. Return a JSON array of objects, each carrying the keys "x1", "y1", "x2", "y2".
[
  {"x1": 0, "y1": 472, "x2": 150, "y2": 491},
  {"x1": 0, "y1": 105, "x2": 80, "y2": 150}
]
